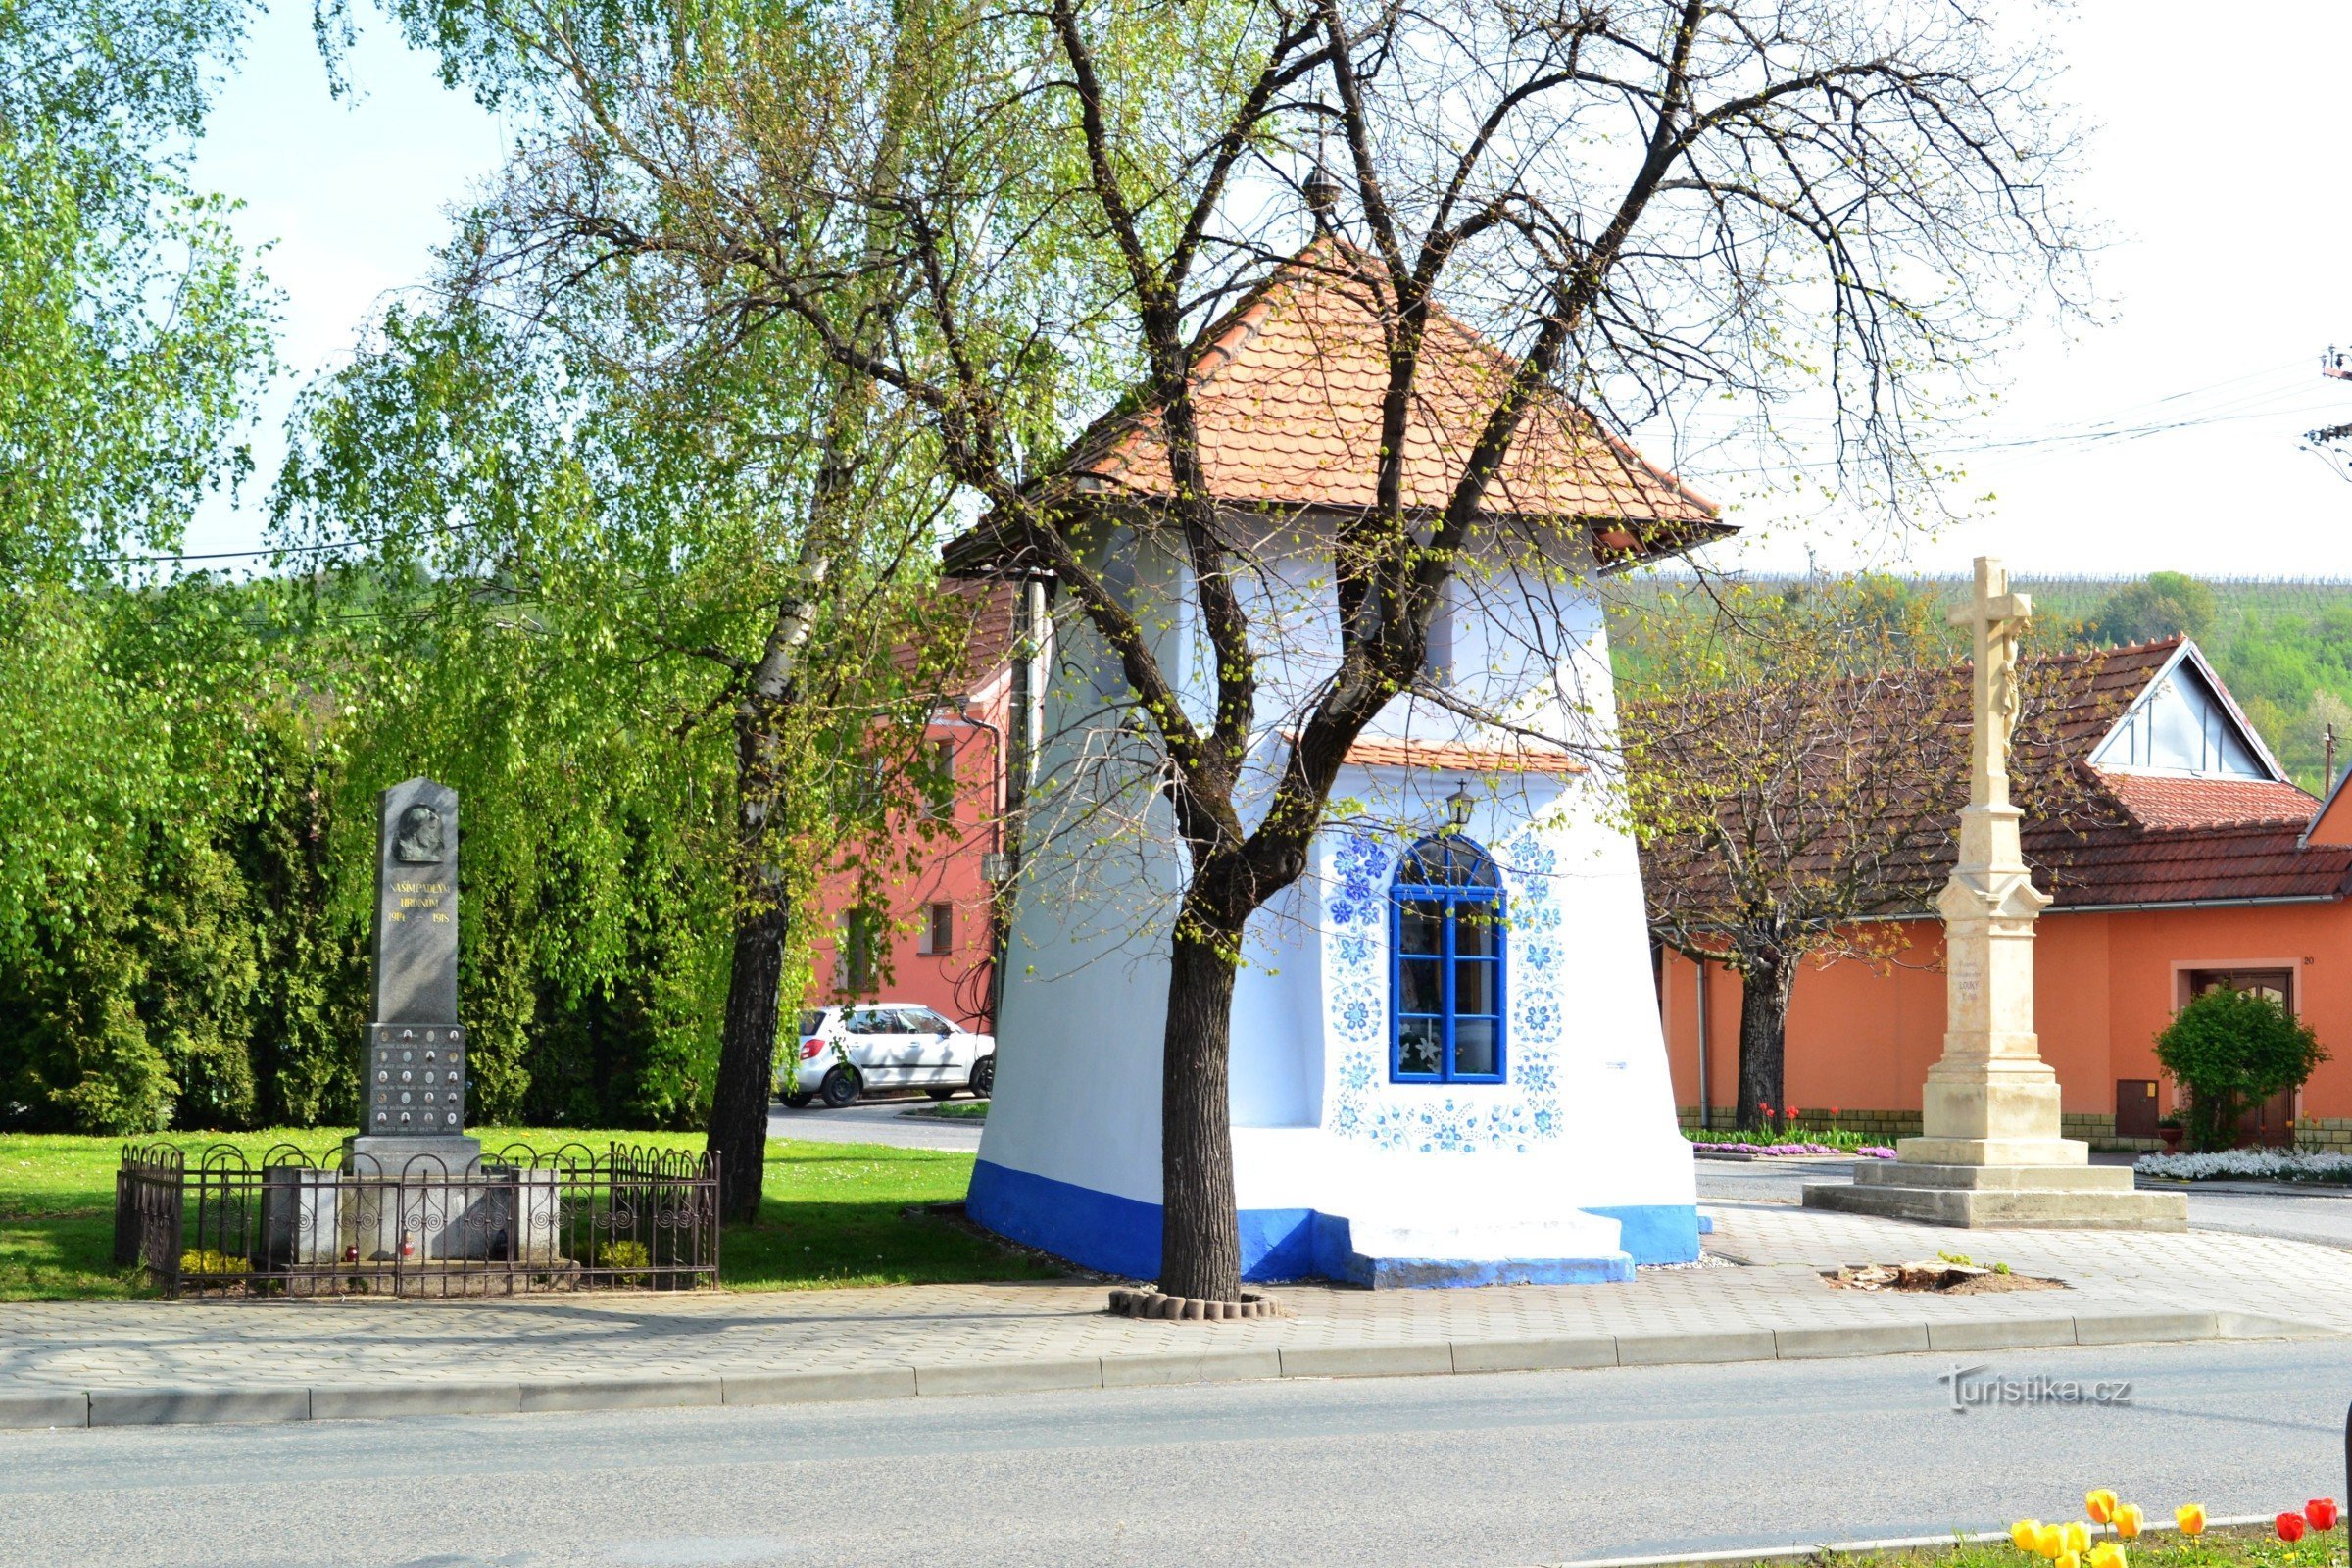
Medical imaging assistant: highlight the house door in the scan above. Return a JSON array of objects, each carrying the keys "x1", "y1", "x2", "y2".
[
  {"x1": 2114, "y1": 1079, "x2": 2159, "y2": 1140},
  {"x1": 2184, "y1": 968, "x2": 2298, "y2": 1148}
]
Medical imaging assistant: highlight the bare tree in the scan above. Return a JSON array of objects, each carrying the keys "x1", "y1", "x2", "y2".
[
  {"x1": 386, "y1": 0, "x2": 2085, "y2": 1299},
  {"x1": 1625, "y1": 578, "x2": 2116, "y2": 1129}
]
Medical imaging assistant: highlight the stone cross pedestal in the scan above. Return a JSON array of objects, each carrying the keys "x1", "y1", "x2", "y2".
[{"x1": 1805, "y1": 559, "x2": 2184, "y2": 1229}]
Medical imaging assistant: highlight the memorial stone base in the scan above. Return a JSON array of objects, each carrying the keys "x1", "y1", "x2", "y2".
[{"x1": 257, "y1": 1137, "x2": 562, "y2": 1269}]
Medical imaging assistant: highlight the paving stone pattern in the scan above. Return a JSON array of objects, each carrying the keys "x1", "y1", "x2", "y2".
[{"x1": 1, "y1": 1200, "x2": 2341, "y2": 1404}]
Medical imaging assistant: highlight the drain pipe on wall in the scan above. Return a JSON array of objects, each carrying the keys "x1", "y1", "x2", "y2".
[{"x1": 1694, "y1": 956, "x2": 1712, "y2": 1132}]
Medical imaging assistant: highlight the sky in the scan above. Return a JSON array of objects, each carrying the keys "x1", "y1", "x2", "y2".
[{"x1": 180, "y1": 0, "x2": 2352, "y2": 579}]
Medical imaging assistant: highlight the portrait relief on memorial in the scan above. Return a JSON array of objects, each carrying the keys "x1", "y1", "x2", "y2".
[{"x1": 393, "y1": 804, "x2": 448, "y2": 863}]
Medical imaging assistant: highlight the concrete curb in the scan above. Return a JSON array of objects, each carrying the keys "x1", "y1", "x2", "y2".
[{"x1": 3, "y1": 1309, "x2": 2331, "y2": 1432}]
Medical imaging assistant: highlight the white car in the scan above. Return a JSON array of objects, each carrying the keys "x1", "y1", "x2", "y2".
[{"x1": 778, "y1": 1004, "x2": 995, "y2": 1108}]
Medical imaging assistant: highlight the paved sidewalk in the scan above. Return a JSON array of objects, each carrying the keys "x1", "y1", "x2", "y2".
[{"x1": 2, "y1": 1200, "x2": 2337, "y2": 1429}]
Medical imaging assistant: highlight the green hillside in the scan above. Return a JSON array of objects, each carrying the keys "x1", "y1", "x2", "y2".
[{"x1": 1610, "y1": 572, "x2": 2352, "y2": 793}]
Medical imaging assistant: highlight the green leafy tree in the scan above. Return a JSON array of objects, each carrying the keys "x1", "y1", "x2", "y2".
[
  {"x1": 0, "y1": 0, "x2": 272, "y2": 583},
  {"x1": 276, "y1": 285, "x2": 964, "y2": 1212},
  {"x1": 2156, "y1": 987, "x2": 2326, "y2": 1153},
  {"x1": 2082, "y1": 572, "x2": 2218, "y2": 649}
]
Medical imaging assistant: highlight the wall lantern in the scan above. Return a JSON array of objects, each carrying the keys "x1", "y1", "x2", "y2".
[{"x1": 1446, "y1": 781, "x2": 1476, "y2": 830}]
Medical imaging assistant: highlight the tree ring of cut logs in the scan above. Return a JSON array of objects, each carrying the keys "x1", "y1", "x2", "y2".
[{"x1": 1106, "y1": 1287, "x2": 1286, "y2": 1321}]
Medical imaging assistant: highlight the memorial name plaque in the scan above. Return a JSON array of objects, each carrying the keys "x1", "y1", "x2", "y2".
[{"x1": 364, "y1": 777, "x2": 466, "y2": 1139}]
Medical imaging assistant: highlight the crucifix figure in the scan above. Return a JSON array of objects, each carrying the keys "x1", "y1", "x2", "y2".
[{"x1": 1949, "y1": 556, "x2": 2033, "y2": 809}]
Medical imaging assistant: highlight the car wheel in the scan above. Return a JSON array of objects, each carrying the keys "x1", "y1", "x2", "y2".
[
  {"x1": 781, "y1": 1092, "x2": 815, "y2": 1110},
  {"x1": 925, "y1": 1088, "x2": 956, "y2": 1102},
  {"x1": 819, "y1": 1065, "x2": 861, "y2": 1108},
  {"x1": 968, "y1": 1054, "x2": 995, "y2": 1098}
]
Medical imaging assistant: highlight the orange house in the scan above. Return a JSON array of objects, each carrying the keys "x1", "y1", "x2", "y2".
[
  {"x1": 1655, "y1": 637, "x2": 2352, "y2": 1150},
  {"x1": 806, "y1": 584, "x2": 1045, "y2": 1033}
]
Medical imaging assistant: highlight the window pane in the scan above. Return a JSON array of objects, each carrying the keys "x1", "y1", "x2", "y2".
[
  {"x1": 1399, "y1": 958, "x2": 1443, "y2": 1015},
  {"x1": 1397, "y1": 903, "x2": 1443, "y2": 955},
  {"x1": 1453, "y1": 958, "x2": 1495, "y2": 1016},
  {"x1": 1453, "y1": 1018, "x2": 1498, "y2": 1077},
  {"x1": 1453, "y1": 906, "x2": 1499, "y2": 957},
  {"x1": 1396, "y1": 1018, "x2": 1444, "y2": 1076}
]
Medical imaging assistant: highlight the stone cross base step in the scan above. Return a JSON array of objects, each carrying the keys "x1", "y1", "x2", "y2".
[{"x1": 1801, "y1": 1161, "x2": 2189, "y2": 1229}]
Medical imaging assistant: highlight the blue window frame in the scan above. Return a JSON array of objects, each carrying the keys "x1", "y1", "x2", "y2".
[{"x1": 1389, "y1": 834, "x2": 1506, "y2": 1083}]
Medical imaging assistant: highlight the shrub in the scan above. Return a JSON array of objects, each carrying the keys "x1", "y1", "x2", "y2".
[
  {"x1": 177, "y1": 1248, "x2": 246, "y2": 1277},
  {"x1": 2156, "y1": 988, "x2": 2327, "y2": 1152},
  {"x1": 592, "y1": 1238, "x2": 652, "y2": 1285}
]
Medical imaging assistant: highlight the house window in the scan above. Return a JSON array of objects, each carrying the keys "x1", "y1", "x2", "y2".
[
  {"x1": 1390, "y1": 834, "x2": 1505, "y2": 1083},
  {"x1": 1420, "y1": 590, "x2": 1453, "y2": 684},
  {"x1": 923, "y1": 739, "x2": 956, "y2": 818},
  {"x1": 917, "y1": 902, "x2": 954, "y2": 956},
  {"x1": 838, "y1": 907, "x2": 884, "y2": 996}
]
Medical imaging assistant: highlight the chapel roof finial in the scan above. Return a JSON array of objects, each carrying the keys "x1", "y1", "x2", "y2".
[{"x1": 1303, "y1": 143, "x2": 1341, "y2": 230}]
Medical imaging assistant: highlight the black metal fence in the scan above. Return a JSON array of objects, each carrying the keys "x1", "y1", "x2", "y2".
[{"x1": 114, "y1": 1141, "x2": 721, "y2": 1298}]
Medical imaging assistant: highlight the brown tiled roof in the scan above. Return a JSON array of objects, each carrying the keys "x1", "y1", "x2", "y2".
[
  {"x1": 2094, "y1": 772, "x2": 2322, "y2": 831},
  {"x1": 1636, "y1": 635, "x2": 2352, "y2": 914},
  {"x1": 945, "y1": 243, "x2": 1726, "y2": 576},
  {"x1": 1334, "y1": 738, "x2": 1586, "y2": 775},
  {"x1": 2037, "y1": 818, "x2": 2352, "y2": 906},
  {"x1": 1065, "y1": 246, "x2": 1718, "y2": 526}
]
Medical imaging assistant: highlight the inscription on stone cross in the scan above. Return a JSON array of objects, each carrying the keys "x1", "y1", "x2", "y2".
[{"x1": 367, "y1": 777, "x2": 466, "y2": 1137}]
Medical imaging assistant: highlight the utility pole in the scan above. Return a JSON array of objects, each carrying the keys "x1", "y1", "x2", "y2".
[{"x1": 2306, "y1": 349, "x2": 2352, "y2": 479}]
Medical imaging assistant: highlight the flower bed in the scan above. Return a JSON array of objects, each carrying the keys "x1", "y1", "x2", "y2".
[
  {"x1": 1690, "y1": 1139, "x2": 1897, "y2": 1158},
  {"x1": 2133, "y1": 1149, "x2": 2352, "y2": 1184}
]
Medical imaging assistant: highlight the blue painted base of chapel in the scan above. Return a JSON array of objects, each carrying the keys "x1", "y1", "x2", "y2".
[{"x1": 965, "y1": 1159, "x2": 1700, "y2": 1287}]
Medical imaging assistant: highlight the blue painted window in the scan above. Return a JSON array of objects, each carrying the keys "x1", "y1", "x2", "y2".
[{"x1": 1389, "y1": 835, "x2": 1505, "y2": 1083}]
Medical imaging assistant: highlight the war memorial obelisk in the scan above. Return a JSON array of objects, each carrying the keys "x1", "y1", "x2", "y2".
[
  {"x1": 1805, "y1": 559, "x2": 2186, "y2": 1229},
  {"x1": 349, "y1": 775, "x2": 478, "y2": 1170}
]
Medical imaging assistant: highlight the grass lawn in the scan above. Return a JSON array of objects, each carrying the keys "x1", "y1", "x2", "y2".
[
  {"x1": 0, "y1": 1126, "x2": 1060, "y2": 1301},
  {"x1": 1702, "y1": 1529, "x2": 2338, "y2": 1568}
]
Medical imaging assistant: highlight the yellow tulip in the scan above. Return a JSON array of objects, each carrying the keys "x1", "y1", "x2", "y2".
[
  {"x1": 2057, "y1": 1552, "x2": 2081, "y2": 1568},
  {"x1": 2089, "y1": 1543, "x2": 2127, "y2": 1568},
  {"x1": 2064, "y1": 1522, "x2": 2092, "y2": 1554},
  {"x1": 2014, "y1": 1521, "x2": 2044, "y2": 1551},
  {"x1": 2036, "y1": 1525, "x2": 2066, "y2": 1558},
  {"x1": 2086, "y1": 1492, "x2": 2118, "y2": 1526},
  {"x1": 2114, "y1": 1504, "x2": 2143, "y2": 1540},
  {"x1": 2176, "y1": 1505, "x2": 2206, "y2": 1537}
]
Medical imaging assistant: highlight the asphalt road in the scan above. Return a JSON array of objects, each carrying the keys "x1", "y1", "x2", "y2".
[
  {"x1": 0, "y1": 1337, "x2": 2339, "y2": 1568},
  {"x1": 767, "y1": 1097, "x2": 984, "y2": 1152},
  {"x1": 1698, "y1": 1159, "x2": 2352, "y2": 1248}
]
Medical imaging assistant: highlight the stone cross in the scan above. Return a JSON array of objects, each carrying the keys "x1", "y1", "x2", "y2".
[
  {"x1": 364, "y1": 777, "x2": 467, "y2": 1139},
  {"x1": 1947, "y1": 557, "x2": 2034, "y2": 808}
]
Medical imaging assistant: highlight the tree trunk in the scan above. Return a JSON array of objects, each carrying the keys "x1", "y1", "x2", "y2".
[
  {"x1": 1158, "y1": 924, "x2": 1243, "y2": 1301},
  {"x1": 710, "y1": 893, "x2": 787, "y2": 1221},
  {"x1": 708, "y1": 706, "x2": 792, "y2": 1225},
  {"x1": 1734, "y1": 957, "x2": 1796, "y2": 1132}
]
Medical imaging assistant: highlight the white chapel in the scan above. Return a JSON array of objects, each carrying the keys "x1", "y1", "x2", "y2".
[{"x1": 946, "y1": 247, "x2": 1731, "y2": 1286}]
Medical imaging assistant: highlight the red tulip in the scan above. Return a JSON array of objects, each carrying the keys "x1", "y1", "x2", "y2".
[
  {"x1": 2278, "y1": 1512, "x2": 2308, "y2": 1543},
  {"x1": 2307, "y1": 1499, "x2": 2340, "y2": 1532}
]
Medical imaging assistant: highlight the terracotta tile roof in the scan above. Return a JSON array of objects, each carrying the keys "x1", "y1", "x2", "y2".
[
  {"x1": 945, "y1": 243, "x2": 1727, "y2": 576},
  {"x1": 2035, "y1": 818, "x2": 2352, "y2": 906},
  {"x1": 1066, "y1": 245, "x2": 1718, "y2": 524},
  {"x1": 2092, "y1": 772, "x2": 2321, "y2": 831},
  {"x1": 1336, "y1": 738, "x2": 1585, "y2": 775},
  {"x1": 1634, "y1": 635, "x2": 2352, "y2": 913}
]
